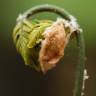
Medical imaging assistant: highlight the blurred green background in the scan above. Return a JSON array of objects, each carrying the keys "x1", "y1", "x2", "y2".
[{"x1": 0, "y1": 0, "x2": 96, "y2": 96}]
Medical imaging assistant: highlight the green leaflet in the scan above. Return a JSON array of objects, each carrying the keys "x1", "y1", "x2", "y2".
[
  {"x1": 13, "y1": 18, "x2": 53, "y2": 70},
  {"x1": 27, "y1": 22, "x2": 52, "y2": 48}
]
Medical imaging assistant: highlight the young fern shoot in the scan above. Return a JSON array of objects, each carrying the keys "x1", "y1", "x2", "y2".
[{"x1": 13, "y1": 4, "x2": 86, "y2": 96}]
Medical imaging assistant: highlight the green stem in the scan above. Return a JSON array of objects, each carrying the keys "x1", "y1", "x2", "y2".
[
  {"x1": 17, "y1": 4, "x2": 71, "y2": 22},
  {"x1": 73, "y1": 32, "x2": 86, "y2": 96},
  {"x1": 18, "y1": 4, "x2": 86, "y2": 96}
]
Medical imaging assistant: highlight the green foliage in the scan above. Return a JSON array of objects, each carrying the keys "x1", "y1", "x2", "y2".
[{"x1": 13, "y1": 19, "x2": 53, "y2": 70}]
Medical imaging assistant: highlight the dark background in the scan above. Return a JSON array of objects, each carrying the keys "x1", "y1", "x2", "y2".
[{"x1": 0, "y1": 0, "x2": 96, "y2": 96}]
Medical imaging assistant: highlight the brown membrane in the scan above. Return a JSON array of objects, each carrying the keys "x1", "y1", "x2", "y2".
[{"x1": 39, "y1": 21, "x2": 69, "y2": 73}]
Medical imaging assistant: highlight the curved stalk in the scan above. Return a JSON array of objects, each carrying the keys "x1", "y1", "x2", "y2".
[
  {"x1": 16, "y1": 4, "x2": 86, "y2": 96},
  {"x1": 17, "y1": 4, "x2": 71, "y2": 22}
]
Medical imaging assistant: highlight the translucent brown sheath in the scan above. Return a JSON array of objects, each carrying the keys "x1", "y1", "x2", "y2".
[{"x1": 13, "y1": 4, "x2": 86, "y2": 96}]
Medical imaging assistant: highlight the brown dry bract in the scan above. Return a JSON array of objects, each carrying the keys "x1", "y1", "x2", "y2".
[{"x1": 39, "y1": 21, "x2": 68, "y2": 73}]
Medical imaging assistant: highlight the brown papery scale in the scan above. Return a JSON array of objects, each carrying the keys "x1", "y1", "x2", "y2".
[{"x1": 39, "y1": 20, "x2": 69, "y2": 73}]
